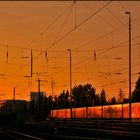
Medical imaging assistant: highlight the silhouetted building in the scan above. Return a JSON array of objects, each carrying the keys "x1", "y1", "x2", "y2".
[
  {"x1": 30, "y1": 91, "x2": 46, "y2": 102},
  {"x1": 0, "y1": 100, "x2": 27, "y2": 112},
  {"x1": 0, "y1": 100, "x2": 5, "y2": 109}
]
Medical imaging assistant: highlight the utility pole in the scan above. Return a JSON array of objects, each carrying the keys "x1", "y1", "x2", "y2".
[
  {"x1": 13, "y1": 86, "x2": 16, "y2": 111},
  {"x1": 31, "y1": 49, "x2": 33, "y2": 77},
  {"x1": 125, "y1": 11, "x2": 132, "y2": 122},
  {"x1": 38, "y1": 78, "x2": 41, "y2": 116},
  {"x1": 51, "y1": 78, "x2": 54, "y2": 116},
  {"x1": 67, "y1": 49, "x2": 72, "y2": 120}
]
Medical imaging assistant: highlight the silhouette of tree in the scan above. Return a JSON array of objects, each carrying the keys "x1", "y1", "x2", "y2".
[
  {"x1": 94, "y1": 93, "x2": 100, "y2": 105},
  {"x1": 72, "y1": 84, "x2": 82, "y2": 107},
  {"x1": 72, "y1": 83, "x2": 95, "y2": 107},
  {"x1": 123, "y1": 98, "x2": 129, "y2": 103},
  {"x1": 58, "y1": 91, "x2": 67, "y2": 108},
  {"x1": 110, "y1": 96, "x2": 116, "y2": 104},
  {"x1": 54, "y1": 90, "x2": 70, "y2": 109},
  {"x1": 53, "y1": 95, "x2": 58, "y2": 109},
  {"x1": 100, "y1": 89, "x2": 107, "y2": 105},
  {"x1": 80, "y1": 86, "x2": 87, "y2": 107},
  {"x1": 132, "y1": 76, "x2": 140, "y2": 102},
  {"x1": 84, "y1": 84, "x2": 96, "y2": 106},
  {"x1": 117, "y1": 89, "x2": 125, "y2": 103},
  {"x1": 64, "y1": 90, "x2": 69, "y2": 108}
]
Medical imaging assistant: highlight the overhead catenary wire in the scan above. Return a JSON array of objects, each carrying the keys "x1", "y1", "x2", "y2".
[
  {"x1": 1, "y1": 1, "x2": 140, "y2": 99},
  {"x1": 47, "y1": 41, "x2": 140, "y2": 88},
  {"x1": 26, "y1": 2, "x2": 75, "y2": 49},
  {"x1": 40, "y1": 1, "x2": 112, "y2": 52},
  {"x1": 6, "y1": 1, "x2": 112, "y2": 78},
  {"x1": 3, "y1": 33, "x2": 140, "y2": 81},
  {"x1": 81, "y1": 1, "x2": 126, "y2": 38},
  {"x1": 7, "y1": 36, "x2": 140, "y2": 79},
  {"x1": 0, "y1": 3, "x2": 140, "y2": 62},
  {"x1": 0, "y1": 2, "x2": 76, "y2": 65},
  {"x1": 53, "y1": 2, "x2": 75, "y2": 44}
]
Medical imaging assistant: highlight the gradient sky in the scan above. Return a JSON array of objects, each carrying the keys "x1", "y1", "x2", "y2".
[{"x1": 0, "y1": 1, "x2": 140, "y2": 101}]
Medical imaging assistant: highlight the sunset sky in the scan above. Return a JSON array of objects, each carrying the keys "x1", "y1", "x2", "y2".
[{"x1": 0, "y1": 1, "x2": 140, "y2": 101}]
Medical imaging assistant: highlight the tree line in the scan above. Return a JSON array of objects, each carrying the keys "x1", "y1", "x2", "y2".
[
  {"x1": 47, "y1": 76, "x2": 140, "y2": 110},
  {"x1": 1, "y1": 76, "x2": 140, "y2": 121}
]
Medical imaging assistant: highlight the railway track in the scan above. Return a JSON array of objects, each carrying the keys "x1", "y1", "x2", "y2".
[
  {"x1": 45, "y1": 119, "x2": 140, "y2": 131},
  {"x1": 52, "y1": 125, "x2": 140, "y2": 139},
  {"x1": 0, "y1": 128, "x2": 43, "y2": 140},
  {"x1": 39, "y1": 119, "x2": 140, "y2": 139},
  {"x1": 1, "y1": 120, "x2": 140, "y2": 140}
]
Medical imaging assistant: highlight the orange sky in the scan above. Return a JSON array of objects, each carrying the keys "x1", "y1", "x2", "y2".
[{"x1": 0, "y1": 1, "x2": 140, "y2": 101}]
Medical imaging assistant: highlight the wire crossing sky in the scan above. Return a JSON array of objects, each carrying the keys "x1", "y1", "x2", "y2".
[{"x1": 0, "y1": 1, "x2": 140, "y2": 101}]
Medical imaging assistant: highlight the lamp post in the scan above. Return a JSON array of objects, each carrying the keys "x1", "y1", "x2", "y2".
[
  {"x1": 51, "y1": 78, "x2": 54, "y2": 116},
  {"x1": 67, "y1": 49, "x2": 72, "y2": 120},
  {"x1": 38, "y1": 78, "x2": 41, "y2": 116},
  {"x1": 125, "y1": 11, "x2": 132, "y2": 122},
  {"x1": 13, "y1": 87, "x2": 16, "y2": 111},
  {"x1": 31, "y1": 49, "x2": 33, "y2": 77}
]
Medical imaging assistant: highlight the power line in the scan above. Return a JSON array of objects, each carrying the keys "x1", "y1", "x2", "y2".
[
  {"x1": 26, "y1": 2, "x2": 75, "y2": 49},
  {"x1": 53, "y1": 3, "x2": 75, "y2": 43},
  {"x1": 40, "y1": 1, "x2": 112, "y2": 52},
  {"x1": 7, "y1": 1, "x2": 112, "y2": 78}
]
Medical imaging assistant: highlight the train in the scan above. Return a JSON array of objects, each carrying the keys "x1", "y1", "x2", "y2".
[{"x1": 50, "y1": 102, "x2": 140, "y2": 119}]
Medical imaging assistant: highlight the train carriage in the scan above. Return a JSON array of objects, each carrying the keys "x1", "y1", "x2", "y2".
[
  {"x1": 103, "y1": 104, "x2": 122, "y2": 118},
  {"x1": 87, "y1": 106, "x2": 102, "y2": 118},
  {"x1": 73, "y1": 107, "x2": 87, "y2": 118},
  {"x1": 50, "y1": 103, "x2": 140, "y2": 120},
  {"x1": 132, "y1": 103, "x2": 140, "y2": 119}
]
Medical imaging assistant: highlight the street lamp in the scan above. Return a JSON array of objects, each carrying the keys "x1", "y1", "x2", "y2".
[
  {"x1": 125, "y1": 11, "x2": 132, "y2": 122},
  {"x1": 67, "y1": 49, "x2": 72, "y2": 120},
  {"x1": 51, "y1": 77, "x2": 54, "y2": 116},
  {"x1": 37, "y1": 78, "x2": 41, "y2": 116}
]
